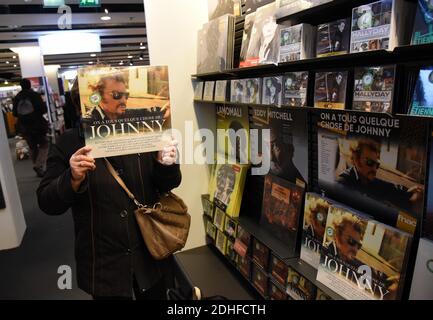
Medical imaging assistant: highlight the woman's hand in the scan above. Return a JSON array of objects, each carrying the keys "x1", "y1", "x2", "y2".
[
  {"x1": 157, "y1": 139, "x2": 178, "y2": 166},
  {"x1": 70, "y1": 146, "x2": 96, "y2": 192}
]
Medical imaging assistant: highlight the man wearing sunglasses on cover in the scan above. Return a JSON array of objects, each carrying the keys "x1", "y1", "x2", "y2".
[{"x1": 337, "y1": 139, "x2": 423, "y2": 212}]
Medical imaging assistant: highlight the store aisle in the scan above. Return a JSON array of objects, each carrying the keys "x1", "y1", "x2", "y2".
[{"x1": 0, "y1": 140, "x2": 90, "y2": 300}]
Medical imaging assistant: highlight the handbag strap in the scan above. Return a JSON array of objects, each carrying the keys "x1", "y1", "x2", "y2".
[{"x1": 104, "y1": 158, "x2": 145, "y2": 209}]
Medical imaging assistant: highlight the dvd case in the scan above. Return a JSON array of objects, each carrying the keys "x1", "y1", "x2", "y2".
[
  {"x1": 350, "y1": 0, "x2": 416, "y2": 53},
  {"x1": 353, "y1": 65, "x2": 396, "y2": 113},
  {"x1": 269, "y1": 253, "x2": 288, "y2": 286},
  {"x1": 252, "y1": 238, "x2": 270, "y2": 270},
  {"x1": 201, "y1": 194, "x2": 215, "y2": 219},
  {"x1": 206, "y1": 220, "x2": 217, "y2": 240},
  {"x1": 286, "y1": 266, "x2": 316, "y2": 300},
  {"x1": 243, "y1": 78, "x2": 262, "y2": 104},
  {"x1": 269, "y1": 280, "x2": 287, "y2": 300},
  {"x1": 213, "y1": 206, "x2": 226, "y2": 231},
  {"x1": 262, "y1": 76, "x2": 283, "y2": 106},
  {"x1": 203, "y1": 81, "x2": 216, "y2": 101},
  {"x1": 224, "y1": 216, "x2": 238, "y2": 238},
  {"x1": 230, "y1": 79, "x2": 245, "y2": 103},
  {"x1": 216, "y1": 229, "x2": 228, "y2": 254},
  {"x1": 282, "y1": 72, "x2": 309, "y2": 107},
  {"x1": 194, "y1": 81, "x2": 204, "y2": 100},
  {"x1": 316, "y1": 18, "x2": 351, "y2": 57},
  {"x1": 214, "y1": 80, "x2": 229, "y2": 102},
  {"x1": 314, "y1": 71, "x2": 348, "y2": 109},
  {"x1": 251, "y1": 262, "x2": 269, "y2": 297},
  {"x1": 279, "y1": 23, "x2": 316, "y2": 62}
]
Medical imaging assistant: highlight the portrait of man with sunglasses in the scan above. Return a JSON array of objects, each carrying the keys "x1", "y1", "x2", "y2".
[
  {"x1": 88, "y1": 73, "x2": 139, "y2": 121},
  {"x1": 337, "y1": 139, "x2": 423, "y2": 212}
]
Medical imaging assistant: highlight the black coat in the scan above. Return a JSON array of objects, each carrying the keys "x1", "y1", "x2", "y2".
[
  {"x1": 13, "y1": 89, "x2": 48, "y2": 135},
  {"x1": 37, "y1": 128, "x2": 182, "y2": 297}
]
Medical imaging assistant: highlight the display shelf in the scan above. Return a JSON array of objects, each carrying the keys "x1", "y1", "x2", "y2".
[
  {"x1": 284, "y1": 257, "x2": 345, "y2": 300},
  {"x1": 193, "y1": 99, "x2": 309, "y2": 111},
  {"x1": 192, "y1": 43, "x2": 433, "y2": 81},
  {"x1": 238, "y1": 216, "x2": 298, "y2": 260}
]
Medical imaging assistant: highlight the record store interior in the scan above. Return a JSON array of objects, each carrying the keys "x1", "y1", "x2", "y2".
[{"x1": 0, "y1": 0, "x2": 433, "y2": 301}]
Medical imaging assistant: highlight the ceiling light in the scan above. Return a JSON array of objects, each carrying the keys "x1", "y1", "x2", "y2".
[
  {"x1": 139, "y1": 53, "x2": 144, "y2": 61},
  {"x1": 13, "y1": 64, "x2": 17, "y2": 67},
  {"x1": 88, "y1": 61, "x2": 93, "y2": 64},
  {"x1": 140, "y1": 46, "x2": 146, "y2": 50},
  {"x1": 127, "y1": 54, "x2": 133, "y2": 59},
  {"x1": 39, "y1": 32, "x2": 101, "y2": 55},
  {"x1": 4, "y1": 81, "x2": 9, "y2": 85},
  {"x1": 90, "y1": 53, "x2": 96, "y2": 57},
  {"x1": 5, "y1": 61, "x2": 9, "y2": 64},
  {"x1": 12, "y1": 55, "x2": 16, "y2": 59},
  {"x1": 101, "y1": 8, "x2": 111, "y2": 21},
  {"x1": 119, "y1": 60, "x2": 124, "y2": 65},
  {"x1": 129, "y1": 60, "x2": 133, "y2": 66}
]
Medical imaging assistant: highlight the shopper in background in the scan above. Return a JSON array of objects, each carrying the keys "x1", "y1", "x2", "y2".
[
  {"x1": 13, "y1": 78, "x2": 49, "y2": 178},
  {"x1": 36, "y1": 80, "x2": 181, "y2": 300}
]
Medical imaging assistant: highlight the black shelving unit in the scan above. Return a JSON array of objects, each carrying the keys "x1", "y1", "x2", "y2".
[
  {"x1": 192, "y1": 43, "x2": 433, "y2": 82},
  {"x1": 238, "y1": 216, "x2": 298, "y2": 260}
]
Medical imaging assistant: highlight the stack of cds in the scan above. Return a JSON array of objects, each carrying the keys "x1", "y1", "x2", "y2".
[{"x1": 197, "y1": 14, "x2": 235, "y2": 74}]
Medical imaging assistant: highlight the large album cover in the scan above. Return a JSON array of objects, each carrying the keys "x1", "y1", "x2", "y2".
[
  {"x1": 353, "y1": 65, "x2": 396, "y2": 113},
  {"x1": 216, "y1": 104, "x2": 250, "y2": 163},
  {"x1": 314, "y1": 71, "x2": 348, "y2": 109},
  {"x1": 317, "y1": 18, "x2": 351, "y2": 57},
  {"x1": 423, "y1": 131, "x2": 433, "y2": 240},
  {"x1": 250, "y1": 106, "x2": 309, "y2": 184},
  {"x1": 409, "y1": 237, "x2": 433, "y2": 299},
  {"x1": 243, "y1": 78, "x2": 262, "y2": 104},
  {"x1": 240, "y1": 3, "x2": 279, "y2": 67},
  {"x1": 315, "y1": 109, "x2": 428, "y2": 232},
  {"x1": 350, "y1": 0, "x2": 393, "y2": 53},
  {"x1": 208, "y1": 163, "x2": 249, "y2": 218},
  {"x1": 279, "y1": 24, "x2": 303, "y2": 62},
  {"x1": 282, "y1": 72, "x2": 308, "y2": 107},
  {"x1": 245, "y1": 0, "x2": 275, "y2": 15},
  {"x1": 317, "y1": 205, "x2": 412, "y2": 300},
  {"x1": 262, "y1": 76, "x2": 283, "y2": 106},
  {"x1": 214, "y1": 80, "x2": 228, "y2": 102},
  {"x1": 197, "y1": 14, "x2": 233, "y2": 74},
  {"x1": 409, "y1": 66, "x2": 433, "y2": 116},
  {"x1": 260, "y1": 174, "x2": 305, "y2": 244},
  {"x1": 78, "y1": 66, "x2": 171, "y2": 158},
  {"x1": 208, "y1": 0, "x2": 241, "y2": 20},
  {"x1": 300, "y1": 193, "x2": 332, "y2": 269},
  {"x1": 286, "y1": 266, "x2": 316, "y2": 300},
  {"x1": 0, "y1": 181, "x2": 5, "y2": 209},
  {"x1": 411, "y1": 0, "x2": 433, "y2": 45}
]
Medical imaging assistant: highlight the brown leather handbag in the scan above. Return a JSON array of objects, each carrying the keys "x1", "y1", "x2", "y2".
[{"x1": 105, "y1": 159, "x2": 191, "y2": 260}]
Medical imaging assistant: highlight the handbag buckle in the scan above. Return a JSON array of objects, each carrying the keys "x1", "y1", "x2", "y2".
[{"x1": 134, "y1": 198, "x2": 146, "y2": 209}]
